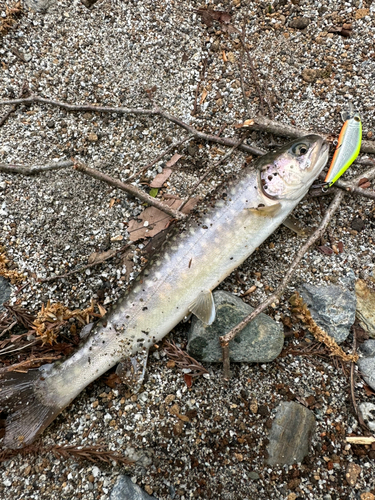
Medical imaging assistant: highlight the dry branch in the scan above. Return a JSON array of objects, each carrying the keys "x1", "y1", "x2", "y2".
[
  {"x1": 220, "y1": 190, "x2": 345, "y2": 379},
  {"x1": 0, "y1": 95, "x2": 265, "y2": 155},
  {"x1": 0, "y1": 160, "x2": 73, "y2": 175},
  {"x1": 236, "y1": 115, "x2": 375, "y2": 154},
  {"x1": 73, "y1": 161, "x2": 186, "y2": 220}
]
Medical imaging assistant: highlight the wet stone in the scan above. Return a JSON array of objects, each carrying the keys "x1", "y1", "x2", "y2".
[
  {"x1": 358, "y1": 403, "x2": 375, "y2": 431},
  {"x1": 110, "y1": 475, "x2": 158, "y2": 500},
  {"x1": 359, "y1": 340, "x2": 375, "y2": 357},
  {"x1": 187, "y1": 290, "x2": 284, "y2": 363},
  {"x1": 0, "y1": 277, "x2": 11, "y2": 312},
  {"x1": 299, "y1": 283, "x2": 356, "y2": 343},
  {"x1": 357, "y1": 357, "x2": 375, "y2": 392},
  {"x1": 266, "y1": 402, "x2": 316, "y2": 466}
]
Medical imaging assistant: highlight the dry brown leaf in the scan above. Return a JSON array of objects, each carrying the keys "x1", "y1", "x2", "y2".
[
  {"x1": 109, "y1": 198, "x2": 116, "y2": 208},
  {"x1": 88, "y1": 249, "x2": 117, "y2": 265},
  {"x1": 150, "y1": 167, "x2": 173, "y2": 188},
  {"x1": 200, "y1": 90, "x2": 208, "y2": 104},
  {"x1": 222, "y1": 51, "x2": 228, "y2": 63},
  {"x1": 98, "y1": 304, "x2": 107, "y2": 317},
  {"x1": 127, "y1": 198, "x2": 198, "y2": 241},
  {"x1": 166, "y1": 154, "x2": 182, "y2": 168}
]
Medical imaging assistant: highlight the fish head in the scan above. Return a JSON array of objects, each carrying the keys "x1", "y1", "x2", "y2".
[{"x1": 257, "y1": 135, "x2": 329, "y2": 201}]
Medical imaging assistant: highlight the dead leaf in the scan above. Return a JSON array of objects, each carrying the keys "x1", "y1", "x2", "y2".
[
  {"x1": 200, "y1": 89, "x2": 208, "y2": 104},
  {"x1": 222, "y1": 51, "x2": 228, "y2": 63},
  {"x1": 98, "y1": 304, "x2": 107, "y2": 317},
  {"x1": 88, "y1": 249, "x2": 117, "y2": 265},
  {"x1": 150, "y1": 168, "x2": 173, "y2": 188},
  {"x1": 337, "y1": 241, "x2": 344, "y2": 253},
  {"x1": 196, "y1": 9, "x2": 232, "y2": 28},
  {"x1": 127, "y1": 198, "x2": 198, "y2": 241},
  {"x1": 364, "y1": 384, "x2": 375, "y2": 397},
  {"x1": 109, "y1": 198, "x2": 115, "y2": 209},
  {"x1": 105, "y1": 373, "x2": 122, "y2": 389},
  {"x1": 317, "y1": 246, "x2": 333, "y2": 255},
  {"x1": 184, "y1": 373, "x2": 193, "y2": 388},
  {"x1": 166, "y1": 154, "x2": 182, "y2": 168}
]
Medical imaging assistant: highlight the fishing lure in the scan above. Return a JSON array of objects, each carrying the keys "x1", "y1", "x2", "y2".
[{"x1": 324, "y1": 105, "x2": 362, "y2": 187}]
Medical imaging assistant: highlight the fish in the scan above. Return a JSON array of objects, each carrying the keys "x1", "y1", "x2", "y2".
[
  {"x1": 0, "y1": 135, "x2": 329, "y2": 449},
  {"x1": 324, "y1": 105, "x2": 362, "y2": 187}
]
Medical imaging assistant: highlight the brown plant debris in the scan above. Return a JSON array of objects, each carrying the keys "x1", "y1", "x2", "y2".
[
  {"x1": 289, "y1": 292, "x2": 358, "y2": 363},
  {"x1": 32, "y1": 299, "x2": 102, "y2": 345},
  {"x1": 164, "y1": 340, "x2": 209, "y2": 378},
  {"x1": 0, "y1": 2, "x2": 22, "y2": 37},
  {"x1": 0, "y1": 246, "x2": 25, "y2": 284},
  {"x1": 0, "y1": 443, "x2": 134, "y2": 465},
  {"x1": 4, "y1": 304, "x2": 35, "y2": 329}
]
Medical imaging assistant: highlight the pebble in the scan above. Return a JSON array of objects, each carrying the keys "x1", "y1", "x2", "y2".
[
  {"x1": 266, "y1": 402, "x2": 316, "y2": 466},
  {"x1": 358, "y1": 403, "x2": 375, "y2": 432},
  {"x1": 299, "y1": 282, "x2": 356, "y2": 343},
  {"x1": 110, "y1": 475, "x2": 157, "y2": 500},
  {"x1": 187, "y1": 290, "x2": 284, "y2": 363},
  {"x1": 345, "y1": 462, "x2": 362, "y2": 486}
]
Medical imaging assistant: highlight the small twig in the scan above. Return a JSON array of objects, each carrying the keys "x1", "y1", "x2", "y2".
[
  {"x1": 0, "y1": 320, "x2": 17, "y2": 337},
  {"x1": 0, "y1": 339, "x2": 40, "y2": 356},
  {"x1": 73, "y1": 161, "x2": 186, "y2": 220},
  {"x1": 237, "y1": 115, "x2": 375, "y2": 154},
  {"x1": 0, "y1": 95, "x2": 265, "y2": 155},
  {"x1": 164, "y1": 340, "x2": 208, "y2": 377},
  {"x1": 0, "y1": 160, "x2": 74, "y2": 175},
  {"x1": 39, "y1": 244, "x2": 132, "y2": 283},
  {"x1": 351, "y1": 326, "x2": 369, "y2": 431},
  {"x1": 125, "y1": 135, "x2": 192, "y2": 182},
  {"x1": 179, "y1": 131, "x2": 250, "y2": 211},
  {"x1": 192, "y1": 58, "x2": 207, "y2": 116},
  {"x1": 0, "y1": 81, "x2": 27, "y2": 128},
  {"x1": 239, "y1": 46, "x2": 249, "y2": 118},
  {"x1": 220, "y1": 190, "x2": 345, "y2": 380}
]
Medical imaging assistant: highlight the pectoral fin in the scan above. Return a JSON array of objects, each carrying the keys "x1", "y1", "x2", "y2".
[
  {"x1": 247, "y1": 202, "x2": 281, "y2": 217},
  {"x1": 282, "y1": 215, "x2": 312, "y2": 237},
  {"x1": 189, "y1": 290, "x2": 216, "y2": 325}
]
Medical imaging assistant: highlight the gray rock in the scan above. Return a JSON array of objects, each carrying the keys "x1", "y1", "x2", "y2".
[
  {"x1": 0, "y1": 277, "x2": 11, "y2": 312},
  {"x1": 357, "y1": 357, "x2": 375, "y2": 391},
  {"x1": 187, "y1": 290, "x2": 284, "y2": 363},
  {"x1": 110, "y1": 475, "x2": 158, "y2": 500},
  {"x1": 358, "y1": 402, "x2": 375, "y2": 431},
  {"x1": 299, "y1": 283, "x2": 356, "y2": 343},
  {"x1": 359, "y1": 339, "x2": 375, "y2": 357},
  {"x1": 266, "y1": 402, "x2": 316, "y2": 466}
]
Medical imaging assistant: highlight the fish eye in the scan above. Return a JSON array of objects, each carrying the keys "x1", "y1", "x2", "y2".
[
  {"x1": 292, "y1": 143, "x2": 309, "y2": 156},
  {"x1": 354, "y1": 115, "x2": 361, "y2": 122}
]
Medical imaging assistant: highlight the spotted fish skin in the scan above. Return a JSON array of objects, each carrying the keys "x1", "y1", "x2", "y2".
[
  {"x1": 325, "y1": 111, "x2": 362, "y2": 187},
  {"x1": 0, "y1": 135, "x2": 328, "y2": 448}
]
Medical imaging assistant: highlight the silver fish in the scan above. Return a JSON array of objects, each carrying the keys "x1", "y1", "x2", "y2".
[{"x1": 0, "y1": 135, "x2": 328, "y2": 449}]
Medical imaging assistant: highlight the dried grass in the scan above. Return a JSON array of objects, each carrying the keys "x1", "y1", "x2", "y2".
[
  {"x1": 0, "y1": 246, "x2": 24, "y2": 284},
  {"x1": 289, "y1": 292, "x2": 358, "y2": 363}
]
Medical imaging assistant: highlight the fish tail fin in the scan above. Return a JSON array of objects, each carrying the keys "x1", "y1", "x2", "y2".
[{"x1": 0, "y1": 369, "x2": 62, "y2": 449}]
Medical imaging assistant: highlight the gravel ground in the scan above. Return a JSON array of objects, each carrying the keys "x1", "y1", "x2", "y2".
[{"x1": 1, "y1": 0, "x2": 375, "y2": 499}]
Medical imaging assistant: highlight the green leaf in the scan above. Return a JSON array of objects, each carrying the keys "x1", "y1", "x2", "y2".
[{"x1": 149, "y1": 188, "x2": 159, "y2": 198}]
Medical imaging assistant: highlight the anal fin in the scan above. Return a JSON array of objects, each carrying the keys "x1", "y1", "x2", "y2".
[{"x1": 189, "y1": 290, "x2": 216, "y2": 325}]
